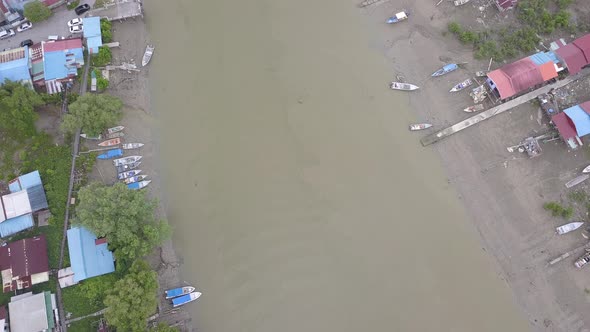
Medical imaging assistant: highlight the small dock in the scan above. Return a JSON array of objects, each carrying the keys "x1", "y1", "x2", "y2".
[{"x1": 421, "y1": 71, "x2": 590, "y2": 146}]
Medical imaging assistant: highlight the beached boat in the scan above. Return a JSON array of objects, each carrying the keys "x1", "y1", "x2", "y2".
[
  {"x1": 107, "y1": 126, "x2": 124, "y2": 135},
  {"x1": 409, "y1": 123, "x2": 432, "y2": 131},
  {"x1": 118, "y1": 169, "x2": 142, "y2": 180},
  {"x1": 97, "y1": 148, "x2": 123, "y2": 160},
  {"x1": 106, "y1": 132, "x2": 125, "y2": 139},
  {"x1": 450, "y1": 78, "x2": 473, "y2": 92},
  {"x1": 556, "y1": 222, "x2": 584, "y2": 235},
  {"x1": 172, "y1": 292, "x2": 202, "y2": 307},
  {"x1": 566, "y1": 174, "x2": 589, "y2": 188},
  {"x1": 165, "y1": 286, "x2": 196, "y2": 300},
  {"x1": 431, "y1": 63, "x2": 458, "y2": 77},
  {"x1": 575, "y1": 251, "x2": 590, "y2": 268},
  {"x1": 475, "y1": 71, "x2": 487, "y2": 77},
  {"x1": 454, "y1": 0, "x2": 470, "y2": 6},
  {"x1": 127, "y1": 180, "x2": 151, "y2": 190},
  {"x1": 386, "y1": 11, "x2": 409, "y2": 24},
  {"x1": 463, "y1": 104, "x2": 484, "y2": 113},
  {"x1": 98, "y1": 138, "x2": 121, "y2": 147},
  {"x1": 390, "y1": 82, "x2": 419, "y2": 91},
  {"x1": 142, "y1": 45, "x2": 154, "y2": 66},
  {"x1": 113, "y1": 155, "x2": 142, "y2": 166},
  {"x1": 80, "y1": 133, "x2": 102, "y2": 140},
  {"x1": 124, "y1": 175, "x2": 147, "y2": 184},
  {"x1": 122, "y1": 143, "x2": 144, "y2": 150},
  {"x1": 583, "y1": 164, "x2": 590, "y2": 173},
  {"x1": 116, "y1": 161, "x2": 141, "y2": 173}
]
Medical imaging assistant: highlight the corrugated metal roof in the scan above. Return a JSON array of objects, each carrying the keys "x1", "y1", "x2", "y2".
[
  {"x1": 9, "y1": 171, "x2": 43, "y2": 192},
  {"x1": 42, "y1": 38, "x2": 83, "y2": 53},
  {"x1": 573, "y1": 34, "x2": 590, "y2": 59},
  {"x1": 487, "y1": 69, "x2": 515, "y2": 99},
  {"x1": 529, "y1": 52, "x2": 553, "y2": 65},
  {"x1": 1, "y1": 191, "x2": 31, "y2": 220},
  {"x1": 564, "y1": 105, "x2": 590, "y2": 137},
  {"x1": 67, "y1": 226, "x2": 115, "y2": 283},
  {"x1": 83, "y1": 17, "x2": 101, "y2": 38},
  {"x1": 43, "y1": 46, "x2": 84, "y2": 81},
  {"x1": 580, "y1": 101, "x2": 590, "y2": 115},
  {"x1": 0, "y1": 235, "x2": 49, "y2": 278},
  {"x1": 8, "y1": 292, "x2": 51, "y2": 332},
  {"x1": 26, "y1": 185, "x2": 48, "y2": 212},
  {"x1": 555, "y1": 43, "x2": 587, "y2": 75},
  {"x1": 539, "y1": 62, "x2": 558, "y2": 81},
  {"x1": 0, "y1": 214, "x2": 33, "y2": 238},
  {"x1": 502, "y1": 57, "x2": 544, "y2": 94},
  {"x1": 553, "y1": 111, "x2": 578, "y2": 139},
  {"x1": 0, "y1": 48, "x2": 31, "y2": 84},
  {"x1": 87, "y1": 36, "x2": 103, "y2": 54}
]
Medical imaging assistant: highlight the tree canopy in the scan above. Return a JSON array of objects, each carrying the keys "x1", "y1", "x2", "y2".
[
  {"x1": 24, "y1": 1, "x2": 52, "y2": 23},
  {"x1": 0, "y1": 81, "x2": 43, "y2": 139},
  {"x1": 73, "y1": 182, "x2": 170, "y2": 263},
  {"x1": 104, "y1": 260, "x2": 159, "y2": 331},
  {"x1": 61, "y1": 93, "x2": 122, "y2": 136}
]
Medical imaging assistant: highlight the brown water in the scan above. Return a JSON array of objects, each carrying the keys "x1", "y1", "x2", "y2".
[{"x1": 146, "y1": 0, "x2": 529, "y2": 331}]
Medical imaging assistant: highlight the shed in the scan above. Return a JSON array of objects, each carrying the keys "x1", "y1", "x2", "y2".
[
  {"x1": 8, "y1": 291, "x2": 56, "y2": 332},
  {"x1": 564, "y1": 105, "x2": 590, "y2": 137},
  {"x1": 1, "y1": 191, "x2": 32, "y2": 220},
  {"x1": 552, "y1": 112, "x2": 581, "y2": 149},
  {"x1": 83, "y1": 16, "x2": 103, "y2": 54},
  {"x1": 487, "y1": 57, "x2": 544, "y2": 99},
  {"x1": 67, "y1": 226, "x2": 115, "y2": 283},
  {"x1": 555, "y1": 43, "x2": 588, "y2": 75}
]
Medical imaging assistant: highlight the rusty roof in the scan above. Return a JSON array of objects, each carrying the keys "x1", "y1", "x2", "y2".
[
  {"x1": 556, "y1": 43, "x2": 588, "y2": 75},
  {"x1": 43, "y1": 38, "x2": 83, "y2": 53},
  {"x1": 0, "y1": 235, "x2": 48, "y2": 279},
  {"x1": 0, "y1": 48, "x2": 25, "y2": 64},
  {"x1": 573, "y1": 34, "x2": 590, "y2": 63}
]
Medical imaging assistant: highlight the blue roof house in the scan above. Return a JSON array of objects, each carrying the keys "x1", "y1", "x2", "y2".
[
  {"x1": 564, "y1": 105, "x2": 590, "y2": 137},
  {"x1": 0, "y1": 47, "x2": 32, "y2": 87},
  {"x1": 42, "y1": 38, "x2": 84, "y2": 82},
  {"x1": 83, "y1": 17, "x2": 103, "y2": 54},
  {"x1": 67, "y1": 226, "x2": 115, "y2": 283}
]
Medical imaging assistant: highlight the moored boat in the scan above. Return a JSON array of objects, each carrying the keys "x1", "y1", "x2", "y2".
[
  {"x1": 106, "y1": 132, "x2": 125, "y2": 139},
  {"x1": 556, "y1": 222, "x2": 584, "y2": 235},
  {"x1": 97, "y1": 148, "x2": 123, "y2": 160},
  {"x1": 98, "y1": 138, "x2": 121, "y2": 147},
  {"x1": 113, "y1": 155, "x2": 142, "y2": 166},
  {"x1": 107, "y1": 126, "x2": 124, "y2": 135},
  {"x1": 565, "y1": 174, "x2": 589, "y2": 188},
  {"x1": 124, "y1": 175, "x2": 148, "y2": 184},
  {"x1": 575, "y1": 251, "x2": 590, "y2": 268},
  {"x1": 116, "y1": 161, "x2": 141, "y2": 173},
  {"x1": 172, "y1": 292, "x2": 202, "y2": 307},
  {"x1": 389, "y1": 82, "x2": 419, "y2": 91},
  {"x1": 431, "y1": 63, "x2": 458, "y2": 77},
  {"x1": 142, "y1": 45, "x2": 155, "y2": 66},
  {"x1": 454, "y1": 0, "x2": 470, "y2": 6},
  {"x1": 386, "y1": 11, "x2": 409, "y2": 24},
  {"x1": 127, "y1": 180, "x2": 151, "y2": 190},
  {"x1": 118, "y1": 169, "x2": 142, "y2": 180},
  {"x1": 80, "y1": 133, "x2": 102, "y2": 140},
  {"x1": 165, "y1": 286, "x2": 196, "y2": 299},
  {"x1": 583, "y1": 164, "x2": 590, "y2": 173},
  {"x1": 450, "y1": 78, "x2": 473, "y2": 92},
  {"x1": 409, "y1": 123, "x2": 432, "y2": 131},
  {"x1": 463, "y1": 104, "x2": 484, "y2": 113},
  {"x1": 122, "y1": 143, "x2": 144, "y2": 150}
]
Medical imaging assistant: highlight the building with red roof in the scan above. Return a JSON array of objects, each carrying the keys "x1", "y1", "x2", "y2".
[
  {"x1": 554, "y1": 33, "x2": 590, "y2": 75},
  {"x1": 0, "y1": 235, "x2": 49, "y2": 292}
]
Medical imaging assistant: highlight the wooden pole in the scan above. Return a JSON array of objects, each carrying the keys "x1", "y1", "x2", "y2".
[{"x1": 487, "y1": 57, "x2": 493, "y2": 71}]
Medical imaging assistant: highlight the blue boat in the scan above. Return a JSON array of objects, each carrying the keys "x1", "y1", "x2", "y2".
[
  {"x1": 165, "y1": 286, "x2": 195, "y2": 299},
  {"x1": 431, "y1": 63, "x2": 459, "y2": 77},
  {"x1": 97, "y1": 148, "x2": 123, "y2": 160},
  {"x1": 386, "y1": 11, "x2": 409, "y2": 24},
  {"x1": 172, "y1": 292, "x2": 202, "y2": 307},
  {"x1": 127, "y1": 180, "x2": 151, "y2": 190}
]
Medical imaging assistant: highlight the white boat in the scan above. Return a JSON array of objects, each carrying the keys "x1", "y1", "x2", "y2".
[
  {"x1": 463, "y1": 104, "x2": 484, "y2": 113},
  {"x1": 583, "y1": 164, "x2": 590, "y2": 173},
  {"x1": 142, "y1": 45, "x2": 154, "y2": 66},
  {"x1": 575, "y1": 251, "x2": 590, "y2": 268},
  {"x1": 454, "y1": 0, "x2": 470, "y2": 6},
  {"x1": 390, "y1": 82, "x2": 419, "y2": 91},
  {"x1": 118, "y1": 169, "x2": 141, "y2": 180},
  {"x1": 556, "y1": 222, "x2": 584, "y2": 235},
  {"x1": 127, "y1": 180, "x2": 151, "y2": 190},
  {"x1": 565, "y1": 174, "x2": 589, "y2": 188},
  {"x1": 165, "y1": 286, "x2": 196, "y2": 299},
  {"x1": 172, "y1": 291, "x2": 202, "y2": 307},
  {"x1": 409, "y1": 123, "x2": 432, "y2": 131},
  {"x1": 113, "y1": 155, "x2": 142, "y2": 167},
  {"x1": 107, "y1": 126, "x2": 124, "y2": 135},
  {"x1": 475, "y1": 71, "x2": 487, "y2": 77},
  {"x1": 122, "y1": 143, "x2": 144, "y2": 150},
  {"x1": 80, "y1": 133, "x2": 102, "y2": 140},
  {"x1": 450, "y1": 78, "x2": 473, "y2": 92},
  {"x1": 124, "y1": 175, "x2": 148, "y2": 184},
  {"x1": 386, "y1": 11, "x2": 409, "y2": 24},
  {"x1": 107, "y1": 132, "x2": 125, "y2": 139},
  {"x1": 116, "y1": 161, "x2": 141, "y2": 173}
]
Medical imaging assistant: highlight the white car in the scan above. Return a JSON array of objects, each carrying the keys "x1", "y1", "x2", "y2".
[
  {"x1": 67, "y1": 18, "x2": 82, "y2": 27},
  {"x1": 16, "y1": 22, "x2": 32, "y2": 32},
  {"x1": 69, "y1": 24, "x2": 83, "y2": 34}
]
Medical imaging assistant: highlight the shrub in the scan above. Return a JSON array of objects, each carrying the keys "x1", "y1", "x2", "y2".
[
  {"x1": 543, "y1": 201, "x2": 573, "y2": 218},
  {"x1": 23, "y1": 1, "x2": 52, "y2": 23},
  {"x1": 91, "y1": 46, "x2": 112, "y2": 67},
  {"x1": 100, "y1": 19, "x2": 112, "y2": 43},
  {"x1": 97, "y1": 77, "x2": 109, "y2": 91},
  {"x1": 448, "y1": 22, "x2": 462, "y2": 34}
]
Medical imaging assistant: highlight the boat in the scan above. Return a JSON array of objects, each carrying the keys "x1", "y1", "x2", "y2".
[
  {"x1": 116, "y1": 161, "x2": 141, "y2": 173},
  {"x1": 80, "y1": 133, "x2": 102, "y2": 140},
  {"x1": 113, "y1": 155, "x2": 142, "y2": 166},
  {"x1": 97, "y1": 148, "x2": 123, "y2": 160},
  {"x1": 165, "y1": 286, "x2": 196, "y2": 299},
  {"x1": 431, "y1": 63, "x2": 458, "y2": 77},
  {"x1": 98, "y1": 138, "x2": 121, "y2": 147},
  {"x1": 122, "y1": 143, "x2": 144, "y2": 150},
  {"x1": 450, "y1": 78, "x2": 473, "y2": 92},
  {"x1": 142, "y1": 45, "x2": 154, "y2": 66},
  {"x1": 107, "y1": 126, "x2": 124, "y2": 135},
  {"x1": 172, "y1": 292, "x2": 202, "y2": 307},
  {"x1": 463, "y1": 104, "x2": 485, "y2": 113},
  {"x1": 127, "y1": 180, "x2": 151, "y2": 190},
  {"x1": 556, "y1": 222, "x2": 584, "y2": 235},
  {"x1": 583, "y1": 164, "x2": 590, "y2": 173},
  {"x1": 106, "y1": 132, "x2": 125, "y2": 139},
  {"x1": 389, "y1": 82, "x2": 419, "y2": 91},
  {"x1": 409, "y1": 123, "x2": 432, "y2": 131},
  {"x1": 117, "y1": 169, "x2": 142, "y2": 180},
  {"x1": 575, "y1": 251, "x2": 590, "y2": 268},
  {"x1": 386, "y1": 11, "x2": 409, "y2": 24},
  {"x1": 475, "y1": 71, "x2": 487, "y2": 77},
  {"x1": 124, "y1": 175, "x2": 148, "y2": 184},
  {"x1": 565, "y1": 174, "x2": 589, "y2": 188},
  {"x1": 454, "y1": 0, "x2": 470, "y2": 6}
]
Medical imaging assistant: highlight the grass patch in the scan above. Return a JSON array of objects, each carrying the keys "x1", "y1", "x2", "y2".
[
  {"x1": 62, "y1": 283, "x2": 105, "y2": 317},
  {"x1": 569, "y1": 191, "x2": 588, "y2": 203},
  {"x1": 66, "y1": 0, "x2": 80, "y2": 10},
  {"x1": 543, "y1": 201, "x2": 574, "y2": 218},
  {"x1": 68, "y1": 317, "x2": 100, "y2": 332}
]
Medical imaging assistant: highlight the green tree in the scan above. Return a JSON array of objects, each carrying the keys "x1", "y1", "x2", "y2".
[
  {"x1": 92, "y1": 46, "x2": 112, "y2": 66},
  {"x1": 100, "y1": 19, "x2": 113, "y2": 43},
  {"x1": 73, "y1": 182, "x2": 171, "y2": 263},
  {"x1": 97, "y1": 77, "x2": 109, "y2": 91},
  {"x1": 104, "y1": 260, "x2": 158, "y2": 331},
  {"x1": 0, "y1": 81, "x2": 43, "y2": 139},
  {"x1": 150, "y1": 323, "x2": 179, "y2": 332},
  {"x1": 78, "y1": 274, "x2": 118, "y2": 307},
  {"x1": 24, "y1": 1, "x2": 52, "y2": 23},
  {"x1": 447, "y1": 21, "x2": 461, "y2": 34},
  {"x1": 61, "y1": 94, "x2": 123, "y2": 136}
]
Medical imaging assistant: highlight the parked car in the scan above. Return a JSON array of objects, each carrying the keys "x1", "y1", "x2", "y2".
[
  {"x1": 74, "y1": 4, "x2": 90, "y2": 15},
  {"x1": 16, "y1": 21, "x2": 32, "y2": 32},
  {"x1": 67, "y1": 18, "x2": 82, "y2": 27},
  {"x1": 69, "y1": 24, "x2": 83, "y2": 34},
  {"x1": 0, "y1": 29, "x2": 15, "y2": 40},
  {"x1": 20, "y1": 39, "x2": 33, "y2": 47}
]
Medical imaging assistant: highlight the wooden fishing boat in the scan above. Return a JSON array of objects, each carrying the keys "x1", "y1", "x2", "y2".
[
  {"x1": 98, "y1": 138, "x2": 121, "y2": 147},
  {"x1": 475, "y1": 71, "x2": 487, "y2": 77},
  {"x1": 113, "y1": 155, "x2": 142, "y2": 167},
  {"x1": 431, "y1": 63, "x2": 458, "y2": 77},
  {"x1": 107, "y1": 126, "x2": 124, "y2": 135},
  {"x1": 117, "y1": 169, "x2": 142, "y2": 180},
  {"x1": 127, "y1": 180, "x2": 151, "y2": 190},
  {"x1": 122, "y1": 143, "x2": 144, "y2": 150},
  {"x1": 80, "y1": 133, "x2": 102, "y2": 140},
  {"x1": 116, "y1": 161, "x2": 141, "y2": 173},
  {"x1": 450, "y1": 78, "x2": 473, "y2": 92},
  {"x1": 165, "y1": 286, "x2": 196, "y2": 299},
  {"x1": 172, "y1": 291, "x2": 202, "y2": 307},
  {"x1": 390, "y1": 82, "x2": 419, "y2": 91},
  {"x1": 142, "y1": 45, "x2": 154, "y2": 66},
  {"x1": 583, "y1": 164, "x2": 590, "y2": 173},
  {"x1": 106, "y1": 132, "x2": 125, "y2": 139},
  {"x1": 454, "y1": 0, "x2": 470, "y2": 6},
  {"x1": 97, "y1": 148, "x2": 123, "y2": 160},
  {"x1": 565, "y1": 174, "x2": 589, "y2": 188},
  {"x1": 409, "y1": 123, "x2": 432, "y2": 131},
  {"x1": 124, "y1": 175, "x2": 148, "y2": 184},
  {"x1": 386, "y1": 11, "x2": 409, "y2": 24},
  {"x1": 575, "y1": 250, "x2": 590, "y2": 268},
  {"x1": 463, "y1": 104, "x2": 484, "y2": 113},
  {"x1": 556, "y1": 222, "x2": 584, "y2": 235}
]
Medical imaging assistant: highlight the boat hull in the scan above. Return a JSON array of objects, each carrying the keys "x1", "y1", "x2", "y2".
[
  {"x1": 390, "y1": 82, "x2": 419, "y2": 91},
  {"x1": 98, "y1": 138, "x2": 121, "y2": 147},
  {"x1": 113, "y1": 156, "x2": 142, "y2": 166},
  {"x1": 556, "y1": 222, "x2": 584, "y2": 235},
  {"x1": 118, "y1": 170, "x2": 141, "y2": 180},
  {"x1": 409, "y1": 123, "x2": 432, "y2": 131},
  {"x1": 172, "y1": 292, "x2": 202, "y2": 307},
  {"x1": 565, "y1": 174, "x2": 589, "y2": 188},
  {"x1": 165, "y1": 286, "x2": 196, "y2": 299},
  {"x1": 116, "y1": 162, "x2": 141, "y2": 173}
]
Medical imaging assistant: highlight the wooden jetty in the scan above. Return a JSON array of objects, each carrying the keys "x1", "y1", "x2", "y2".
[{"x1": 421, "y1": 72, "x2": 588, "y2": 146}]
